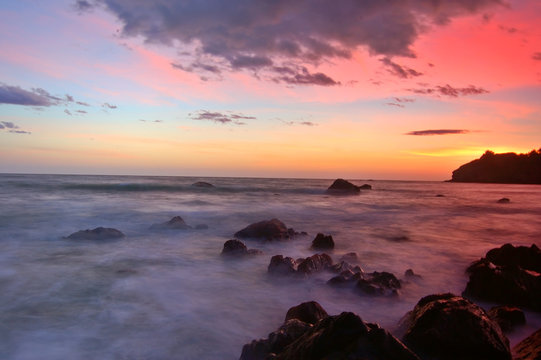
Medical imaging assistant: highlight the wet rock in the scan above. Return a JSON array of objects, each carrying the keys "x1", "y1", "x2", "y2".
[
  {"x1": 310, "y1": 233, "x2": 335, "y2": 250},
  {"x1": 240, "y1": 302, "x2": 420, "y2": 360},
  {"x1": 359, "y1": 183, "x2": 372, "y2": 189},
  {"x1": 192, "y1": 181, "x2": 214, "y2": 188},
  {"x1": 329, "y1": 260, "x2": 362, "y2": 274},
  {"x1": 327, "y1": 270, "x2": 362, "y2": 287},
  {"x1": 235, "y1": 218, "x2": 297, "y2": 241},
  {"x1": 326, "y1": 178, "x2": 360, "y2": 195},
  {"x1": 284, "y1": 301, "x2": 328, "y2": 325},
  {"x1": 399, "y1": 293, "x2": 511, "y2": 360},
  {"x1": 497, "y1": 197, "x2": 511, "y2": 203},
  {"x1": 464, "y1": 244, "x2": 541, "y2": 311},
  {"x1": 65, "y1": 227, "x2": 125, "y2": 240},
  {"x1": 357, "y1": 271, "x2": 401, "y2": 296},
  {"x1": 150, "y1": 216, "x2": 191, "y2": 230},
  {"x1": 513, "y1": 328, "x2": 541, "y2": 360},
  {"x1": 488, "y1": 306, "x2": 526, "y2": 333},
  {"x1": 268, "y1": 255, "x2": 298, "y2": 276},
  {"x1": 221, "y1": 239, "x2": 262, "y2": 257},
  {"x1": 296, "y1": 253, "x2": 333, "y2": 275}
]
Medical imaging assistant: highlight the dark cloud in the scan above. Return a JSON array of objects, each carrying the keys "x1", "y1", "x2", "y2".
[
  {"x1": 74, "y1": 0, "x2": 94, "y2": 12},
  {"x1": 102, "y1": 102, "x2": 117, "y2": 109},
  {"x1": 0, "y1": 84, "x2": 55, "y2": 106},
  {"x1": 189, "y1": 110, "x2": 254, "y2": 125},
  {"x1": 65, "y1": 94, "x2": 74, "y2": 102},
  {"x1": 65, "y1": 109, "x2": 72, "y2": 116},
  {"x1": 408, "y1": 84, "x2": 488, "y2": 97},
  {"x1": 272, "y1": 66, "x2": 339, "y2": 86},
  {"x1": 76, "y1": 110, "x2": 88, "y2": 114},
  {"x1": 89, "y1": 0, "x2": 502, "y2": 84},
  {"x1": 0, "y1": 121, "x2": 31, "y2": 134},
  {"x1": 380, "y1": 57, "x2": 423, "y2": 79},
  {"x1": 533, "y1": 52, "x2": 541, "y2": 61},
  {"x1": 405, "y1": 129, "x2": 470, "y2": 136},
  {"x1": 76, "y1": 101, "x2": 90, "y2": 106},
  {"x1": 1, "y1": 121, "x2": 18, "y2": 129},
  {"x1": 385, "y1": 97, "x2": 415, "y2": 108}
]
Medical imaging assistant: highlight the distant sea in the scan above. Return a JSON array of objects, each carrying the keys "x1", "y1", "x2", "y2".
[{"x1": 1, "y1": 174, "x2": 540, "y2": 359}]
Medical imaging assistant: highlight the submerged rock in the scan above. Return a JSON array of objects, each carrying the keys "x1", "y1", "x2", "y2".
[
  {"x1": 488, "y1": 306, "x2": 526, "y2": 333},
  {"x1": 240, "y1": 302, "x2": 420, "y2": 360},
  {"x1": 268, "y1": 253, "x2": 333, "y2": 276},
  {"x1": 463, "y1": 244, "x2": 541, "y2": 311},
  {"x1": 356, "y1": 271, "x2": 401, "y2": 296},
  {"x1": 513, "y1": 328, "x2": 541, "y2": 360},
  {"x1": 268, "y1": 255, "x2": 298, "y2": 276},
  {"x1": 65, "y1": 227, "x2": 125, "y2": 240},
  {"x1": 326, "y1": 178, "x2": 360, "y2": 195},
  {"x1": 191, "y1": 181, "x2": 214, "y2": 188},
  {"x1": 234, "y1": 218, "x2": 298, "y2": 241},
  {"x1": 404, "y1": 269, "x2": 422, "y2": 279},
  {"x1": 221, "y1": 239, "x2": 262, "y2": 257},
  {"x1": 150, "y1": 216, "x2": 191, "y2": 230},
  {"x1": 310, "y1": 233, "x2": 335, "y2": 250},
  {"x1": 359, "y1": 183, "x2": 372, "y2": 189},
  {"x1": 398, "y1": 293, "x2": 511, "y2": 360},
  {"x1": 297, "y1": 253, "x2": 333, "y2": 275},
  {"x1": 497, "y1": 197, "x2": 511, "y2": 203},
  {"x1": 284, "y1": 301, "x2": 328, "y2": 325}
]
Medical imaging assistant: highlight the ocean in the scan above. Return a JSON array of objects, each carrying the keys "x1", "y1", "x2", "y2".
[{"x1": 0, "y1": 174, "x2": 540, "y2": 359}]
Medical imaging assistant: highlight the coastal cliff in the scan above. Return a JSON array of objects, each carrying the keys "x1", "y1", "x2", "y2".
[{"x1": 451, "y1": 148, "x2": 541, "y2": 184}]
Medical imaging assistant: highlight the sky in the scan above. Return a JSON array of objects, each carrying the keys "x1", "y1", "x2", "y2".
[{"x1": 0, "y1": 0, "x2": 540, "y2": 180}]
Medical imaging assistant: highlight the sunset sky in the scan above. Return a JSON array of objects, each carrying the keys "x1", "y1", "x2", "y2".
[{"x1": 1, "y1": 0, "x2": 540, "y2": 180}]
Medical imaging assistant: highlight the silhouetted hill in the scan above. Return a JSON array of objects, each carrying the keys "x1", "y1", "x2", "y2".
[{"x1": 451, "y1": 148, "x2": 541, "y2": 184}]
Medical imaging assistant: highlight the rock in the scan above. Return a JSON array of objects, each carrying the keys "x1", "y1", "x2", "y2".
[
  {"x1": 65, "y1": 227, "x2": 125, "y2": 240},
  {"x1": 404, "y1": 269, "x2": 422, "y2": 279},
  {"x1": 357, "y1": 271, "x2": 401, "y2": 296},
  {"x1": 326, "y1": 178, "x2": 360, "y2": 195},
  {"x1": 513, "y1": 328, "x2": 541, "y2": 360},
  {"x1": 296, "y1": 253, "x2": 333, "y2": 275},
  {"x1": 497, "y1": 197, "x2": 511, "y2": 203},
  {"x1": 284, "y1": 301, "x2": 328, "y2": 325},
  {"x1": 277, "y1": 312, "x2": 420, "y2": 360},
  {"x1": 268, "y1": 255, "x2": 298, "y2": 276},
  {"x1": 150, "y1": 216, "x2": 191, "y2": 230},
  {"x1": 450, "y1": 148, "x2": 541, "y2": 184},
  {"x1": 221, "y1": 239, "x2": 262, "y2": 257},
  {"x1": 310, "y1": 233, "x2": 335, "y2": 250},
  {"x1": 329, "y1": 260, "x2": 362, "y2": 274},
  {"x1": 436, "y1": 194, "x2": 445, "y2": 197},
  {"x1": 464, "y1": 244, "x2": 541, "y2": 311},
  {"x1": 359, "y1": 183, "x2": 372, "y2": 189},
  {"x1": 487, "y1": 306, "x2": 526, "y2": 332},
  {"x1": 191, "y1": 181, "x2": 214, "y2": 188},
  {"x1": 327, "y1": 270, "x2": 362, "y2": 287},
  {"x1": 399, "y1": 293, "x2": 511, "y2": 360},
  {"x1": 234, "y1": 218, "x2": 295, "y2": 241},
  {"x1": 240, "y1": 302, "x2": 420, "y2": 360}
]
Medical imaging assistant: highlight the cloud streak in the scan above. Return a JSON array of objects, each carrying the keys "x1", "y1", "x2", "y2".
[
  {"x1": 405, "y1": 129, "x2": 470, "y2": 136},
  {"x1": 189, "y1": 110, "x2": 255, "y2": 125},
  {"x1": 408, "y1": 84, "x2": 489, "y2": 97},
  {"x1": 0, "y1": 121, "x2": 31, "y2": 134},
  {"x1": 88, "y1": 0, "x2": 503, "y2": 84}
]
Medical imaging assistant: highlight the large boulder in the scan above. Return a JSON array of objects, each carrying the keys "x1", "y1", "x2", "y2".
[
  {"x1": 297, "y1": 253, "x2": 333, "y2": 275},
  {"x1": 513, "y1": 328, "x2": 541, "y2": 360},
  {"x1": 398, "y1": 293, "x2": 511, "y2": 360},
  {"x1": 326, "y1": 178, "x2": 360, "y2": 195},
  {"x1": 487, "y1": 306, "x2": 526, "y2": 333},
  {"x1": 235, "y1": 219, "x2": 298, "y2": 241},
  {"x1": 65, "y1": 227, "x2": 125, "y2": 240},
  {"x1": 221, "y1": 239, "x2": 262, "y2": 257},
  {"x1": 240, "y1": 302, "x2": 420, "y2": 360},
  {"x1": 150, "y1": 216, "x2": 191, "y2": 230},
  {"x1": 311, "y1": 233, "x2": 335, "y2": 250},
  {"x1": 463, "y1": 244, "x2": 541, "y2": 311}
]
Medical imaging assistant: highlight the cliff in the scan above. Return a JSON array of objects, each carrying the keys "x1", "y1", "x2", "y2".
[{"x1": 450, "y1": 148, "x2": 541, "y2": 184}]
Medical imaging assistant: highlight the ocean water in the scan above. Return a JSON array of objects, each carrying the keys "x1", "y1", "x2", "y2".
[{"x1": 0, "y1": 174, "x2": 540, "y2": 359}]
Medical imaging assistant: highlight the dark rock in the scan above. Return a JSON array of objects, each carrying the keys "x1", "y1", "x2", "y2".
[
  {"x1": 240, "y1": 319, "x2": 313, "y2": 360},
  {"x1": 221, "y1": 239, "x2": 261, "y2": 257},
  {"x1": 487, "y1": 306, "x2": 526, "y2": 332},
  {"x1": 284, "y1": 301, "x2": 328, "y2": 325},
  {"x1": 359, "y1": 183, "x2": 372, "y2": 189},
  {"x1": 387, "y1": 235, "x2": 411, "y2": 242},
  {"x1": 296, "y1": 253, "x2": 333, "y2": 275},
  {"x1": 65, "y1": 227, "x2": 125, "y2": 240},
  {"x1": 241, "y1": 302, "x2": 420, "y2": 360},
  {"x1": 450, "y1": 148, "x2": 541, "y2": 184},
  {"x1": 357, "y1": 271, "x2": 401, "y2": 296},
  {"x1": 150, "y1": 216, "x2": 191, "y2": 230},
  {"x1": 195, "y1": 224, "x2": 209, "y2": 230},
  {"x1": 404, "y1": 269, "x2": 422, "y2": 279},
  {"x1": 326, "y1": 178, "x2": 360, "y2": 195},
  {"x1": 399, "y1": 293, "x2": 511, "y2": 360},
  {"x1": 268, "y1": 255, "x2": 297, "y2": 276},
  {"x1": 436, "y1": 194, "x2": 445, "y2": 197},
  {"x1": 464, "y1": 244, "x2": 541, "y2": 311},
  {"x1": 234, "y1": 218, "x2": 294, "y2": 241},
  {"x1": 191, "y1": 181, "x2": 214, "y2": 188},
  {"x1": 513, "y1": 328, "x2": 541, "y2": 360},
  {"x1": 497, "y1": 197, "x2": 511, "y2": 203},
  {"x1": 329, "y1": 260, "x2": 362, "y2": 274},
  {"x1": 277, "y1": 312, "x2": 420, "y2": 360},
  {"x1": 311, "y1": 233, "x2": 335, "y2": 250},
  {"x1": 339, "y1": 252, "x2": 359, "y2": 263},
  {"x1": 327, "y1": 270, "x2": 362, "y2": 287}
]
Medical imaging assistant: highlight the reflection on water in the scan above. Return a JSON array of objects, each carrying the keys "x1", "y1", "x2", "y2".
[{"x1": 0, "y1": 174, "x2": 540, "y2": 359}]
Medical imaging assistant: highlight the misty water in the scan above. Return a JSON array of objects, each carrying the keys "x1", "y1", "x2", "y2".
[{"x1": 0, "y1": 174, "x2": 540, "y2": 359}]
